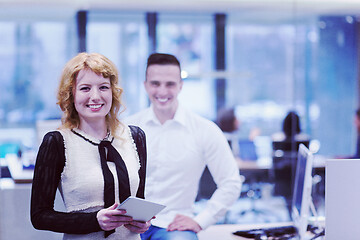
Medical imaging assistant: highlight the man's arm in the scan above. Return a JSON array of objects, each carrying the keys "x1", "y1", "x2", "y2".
[{"x1": 193, "y1": 121, "x2": 242, "y2": 230}]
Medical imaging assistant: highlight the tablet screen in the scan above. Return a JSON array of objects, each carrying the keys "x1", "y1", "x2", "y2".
[{"x1": 117, "y1": 197, "x2": 166, "y2": 222}]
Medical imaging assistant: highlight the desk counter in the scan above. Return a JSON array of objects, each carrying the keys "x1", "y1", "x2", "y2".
[
  {"x1": 0, "y1": 178, "x2": 64, "y2": 240},
  {"x1": 198, "y1": 222, "x2": 293, "y2": 240},
  {"x1": 5, "y1": 154, "x2": 33, "y2": 183}
]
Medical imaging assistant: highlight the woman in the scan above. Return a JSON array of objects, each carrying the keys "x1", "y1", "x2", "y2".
[
  {"x1": 31, "y1": 52, "x2": 150, "y2": 239},
  {"x1": 272, "y1": 111, "x2": 310, "y2": 144}
]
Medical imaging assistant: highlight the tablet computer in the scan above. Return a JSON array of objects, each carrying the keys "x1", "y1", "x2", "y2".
[{"x1": 117, "y1": 196, "x2": 166, "y2": 222}]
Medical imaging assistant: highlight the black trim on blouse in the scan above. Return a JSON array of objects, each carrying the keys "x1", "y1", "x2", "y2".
[{"x1": 71, "y1": 129, "x2": 114, "y2": 145}]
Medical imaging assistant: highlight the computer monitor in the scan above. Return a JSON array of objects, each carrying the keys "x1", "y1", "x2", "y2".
[
  {"x1": 272, "y1": 140, "x2": 310, "y2": 152},
  {"x1": 238, "y1": 139, "x2": 258, "y2": 161},
  {"x1": 232, "y1": 144, "x2": 316, "y2": 239},
  {"x1": 291, "y1": 144, "x2": 314, "y2": 239}
]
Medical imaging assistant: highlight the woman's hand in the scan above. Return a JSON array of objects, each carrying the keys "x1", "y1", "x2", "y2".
[
  {"x1": 97, "y1": 203, "x2": 133, "y2": 231},
  {"x1": 124, "y1": 218, "x2": 152, "y2": 234}
]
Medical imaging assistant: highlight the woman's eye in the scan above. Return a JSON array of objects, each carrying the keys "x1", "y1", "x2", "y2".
[
  {"x1": 100, "y1": 86, "x2": 110, "y2": 90},
  {"x1": 80, "y1": 87, "x2": 90, "y2": 91}
]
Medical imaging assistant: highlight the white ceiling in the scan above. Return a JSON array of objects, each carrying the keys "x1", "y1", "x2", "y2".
[{"x1": 1, "y1": 0, "x2": 360, "y2": 22}]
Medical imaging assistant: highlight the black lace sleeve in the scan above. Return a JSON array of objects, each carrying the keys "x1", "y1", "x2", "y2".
[
  {"x1": 30, "y1": 131, "x2": 102, "y2": 234},
  {"x1": 129, "y1": 125, "x2": 147, "y2": 199}
]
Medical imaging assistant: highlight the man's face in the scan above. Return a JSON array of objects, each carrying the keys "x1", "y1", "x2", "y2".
[{"x1": 144, "y1": 64, "x2": 183, "y2": 113}]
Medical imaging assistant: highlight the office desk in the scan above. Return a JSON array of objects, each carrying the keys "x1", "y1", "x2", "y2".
[
  {"x1": 5, "y1": 154, "x2": 33, "y2": 183},
  {"x1": 198, "y1": 222, "x2": 293, "y2": 240},
  {"x1": 237, "y1": 154, "x2": 326, "y2": 171},
  {"x1": 0, "y1": 179, "x2": 64, "y2": 240},
  {"x1": 197, "y1": 222, "x2": 324, "y2": 240},
  {"x1": 237, "y1": 156, "x2": 326, "y2": 188}
]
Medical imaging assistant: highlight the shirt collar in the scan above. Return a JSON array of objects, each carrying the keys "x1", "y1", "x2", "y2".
[
  {"x1": 145, "y1": 104, "x2": 187, "y2": 127},
  {"x1": 172, "y1": 104, "x2": 187, "y2": 126}
]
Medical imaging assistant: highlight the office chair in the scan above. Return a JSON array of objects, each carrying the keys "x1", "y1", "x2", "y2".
[
  {"x1": 271, "y1": 140, "x2": 310, "y2": 216},
  {"x1": 196, "y1": 166, "x2": 217, "y2": 201},
  {"x1": 237, "y1": 168, "x2": 283, "y2": 223},
  {"x1": 233, "y1": 139, "x2": 281, "y2": 222}
]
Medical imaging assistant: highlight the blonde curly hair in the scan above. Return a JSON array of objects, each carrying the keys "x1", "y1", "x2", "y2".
[{"x1": 57, "y1": 52, "x2": 124, "y2": 135}]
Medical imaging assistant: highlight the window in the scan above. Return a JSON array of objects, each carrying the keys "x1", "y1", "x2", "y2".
[
  {"x1": 0, "y1": 20, "x2": 74, "y2": 127},
  {"x1": 227, "y1": 14, "x2": 358, "y2": 155},
  {"x1": 87, "y1": 12, "x2": 149, "y2": 117},
  {"x1": 157, "y1": 13, "x2": 215, "y2": 119}
]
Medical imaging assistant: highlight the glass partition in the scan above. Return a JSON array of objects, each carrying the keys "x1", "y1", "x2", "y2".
[
  {"x1": 226, "y1": 22, "x2": 298, "y2": 138},
  {"x1": 157, "y1": 13, "x2": 215, "y2": 119},
  {"x1": 87, "y1": 12, "x2": 149, "y2": 117},
  {"x1": 227, "y1": 13, "x2": 358, "y2": 156}
]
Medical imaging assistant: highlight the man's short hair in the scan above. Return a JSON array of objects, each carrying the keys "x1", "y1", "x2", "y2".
[{"x1": 146, "y1": 53, "x2": 181, "y2": 69}]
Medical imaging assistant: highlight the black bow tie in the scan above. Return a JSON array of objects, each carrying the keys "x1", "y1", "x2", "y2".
[{"x1": 98, "y1": 140, "x2": 131, "y2": 238}]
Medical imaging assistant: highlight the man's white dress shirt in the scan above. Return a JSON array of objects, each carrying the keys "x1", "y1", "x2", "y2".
[{"x1": 124, "y1": 105, "x2": 242, "y2": 230}]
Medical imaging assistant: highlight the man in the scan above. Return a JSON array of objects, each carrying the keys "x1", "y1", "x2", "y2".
[{"x1": 125, "y1": 53, "x2": 242, "y2": 240}]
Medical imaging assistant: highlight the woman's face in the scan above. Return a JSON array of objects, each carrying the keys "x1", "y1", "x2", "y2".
[{"x1": 73, "y1": 68, "x2": 112, "y2": 124}]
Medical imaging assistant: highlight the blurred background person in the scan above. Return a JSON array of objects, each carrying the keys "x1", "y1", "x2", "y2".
[
  {"x1": 272, "y1": 111, "x2": 310, "y2": 144},
  {"x1": 271, "y1": 110, "x2": 310, "y2": 216},
  {"x1": 216, "y1": 107, "x2": 241, "y2": 156}
]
